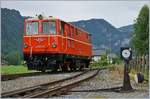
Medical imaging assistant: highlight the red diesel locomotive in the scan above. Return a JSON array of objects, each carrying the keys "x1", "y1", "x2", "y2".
[{"x1": 23, "y1": 15, "x2": 92, "y2": 72}]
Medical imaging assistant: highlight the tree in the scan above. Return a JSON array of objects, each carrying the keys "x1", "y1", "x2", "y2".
[
  {"x1": 131, "y1": 5, "x2": 149, "y2": 56},
  {"x1": 6, "y1": 51, "x2": 21, "y2": 65}
]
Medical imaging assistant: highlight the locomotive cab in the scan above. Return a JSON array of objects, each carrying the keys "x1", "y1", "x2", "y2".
[
  {"x1": 24, "y1": 15, "x2": 58, "y2": 52},
  {"x1": 23, "y1": 15, "x2": 62, "y2": 71}
]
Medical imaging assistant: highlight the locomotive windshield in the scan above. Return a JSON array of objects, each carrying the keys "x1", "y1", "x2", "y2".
[
  {"x1": 26, "y1": 22, "x2": 38, "y2": 35},
  {"x1": 42, "y1": 21, "x2": 56, "y2": 34}
]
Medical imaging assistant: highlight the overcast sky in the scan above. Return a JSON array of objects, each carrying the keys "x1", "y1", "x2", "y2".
[{"x1": 1, "y1": 1, "x2": 149, "y2": 28}]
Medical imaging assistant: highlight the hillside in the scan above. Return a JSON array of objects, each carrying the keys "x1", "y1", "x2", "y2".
[
  {"x1": 1, "y1": 8, "x2": 133, "y2": 63},
  {"x1": 71, "y1": 19, "x2": 133, "y2": 53},
  {"x1": 118, "y1": 24, "x2": 134, "y2": 33},
  {"x1": 1, "y1": 8, "x2": 24, "y2": 61}
]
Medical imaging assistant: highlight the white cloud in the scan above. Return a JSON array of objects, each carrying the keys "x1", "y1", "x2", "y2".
[{"x1": 1, "y1": 1, "x2": 149, "y2": 28}]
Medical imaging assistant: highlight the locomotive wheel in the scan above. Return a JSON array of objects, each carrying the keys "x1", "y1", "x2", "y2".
[
  {"x1": 52, "y1": 66, "x2": 58, "y2": 72},
  {"x1": 73, "y1": 66, "x2": 77, "y2": 71},
  {"x1": 62, "y1": 65, "x2": 68, "y2": 72},
  {"x1": 70, "y1": 65, "x2": 76, "y2": 71},
  {"x1": 85, "y1": 62, "x2": 90, "y2": 68},
  {"x1": 58, "y1": 64, "x2": 62, "y2": 71},
  {"x1": 79, "y1": 63, "x2": 85, "y2": 71},
  {"x1": 41, "y1": 70, "x2": 46, "y2": 72},
  {"x1": 40, "y1": 67, "x2": 46, "y2": 72},
  {"x1": 70, "y1": 65, "x2": 73, "y2": 71}
]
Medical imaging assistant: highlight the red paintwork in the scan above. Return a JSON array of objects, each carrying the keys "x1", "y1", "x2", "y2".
[{"x1": 23, "y1": 17, "x2": 92, "y2": 58}]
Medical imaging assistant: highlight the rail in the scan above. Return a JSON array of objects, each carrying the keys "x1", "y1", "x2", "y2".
[
  {"x1": 1, "y1": 69, "x2": 100, "y2": 98},
  {"x1": 2, "y1": 72, "x2": 47, "y2": 81}
]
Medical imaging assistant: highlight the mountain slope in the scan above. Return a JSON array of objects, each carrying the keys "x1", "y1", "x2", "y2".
[
  {"x1": 1, "y1": 8, "x2": 24, "y2": 59},
  {"x1": 118, "y1": 24, "x2": 134, "y2": 33},
  {"x1": 71, "y1": 19, "x2": 132, "y2": 53}
]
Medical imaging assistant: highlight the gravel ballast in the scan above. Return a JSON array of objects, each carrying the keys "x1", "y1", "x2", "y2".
[
  {"x1": 2, "y1": 68, "x2": 149, "y2": 98},
  {"x1": 1, "y1": 72, "x2": 81, "y2": 93},
  {"x1": 59, "y1": 69, "x2": 149, "y2": 98}
]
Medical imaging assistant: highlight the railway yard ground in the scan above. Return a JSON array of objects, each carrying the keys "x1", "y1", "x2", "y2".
[
  {"x1": 1, "y1": 71, "x2": 82, "y2": 93},
  {"x1": 60, "y1": 66, "x2": 149, "y2": 98},
  {"x1": 1, "y1": 65, "x2": 149, "y2": 98}
]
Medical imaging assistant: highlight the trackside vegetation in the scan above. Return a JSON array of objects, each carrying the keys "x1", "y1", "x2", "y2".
[
  {"x1": 1, "y1": 65, "x2": 36, "y2": 74},
  {"x1": 90, "y1": 54, "x2": 122, "y2": 69},
  {"x1": 130, "y1": 5, "x2": 149, "y2": 81},
  {"x1": 131, "y1": 5, "x2": 149, "y2": 56},
  {"x1": 2, "y1": 51, "x2": 22, "y2": 65}
]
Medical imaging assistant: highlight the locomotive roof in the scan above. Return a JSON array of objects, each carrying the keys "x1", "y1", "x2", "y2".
[
  {"x1": 59, "y1": 19, "x2": 91, "y2": 35},
  {"x1": 26, "y1": 15, "x2": 91, "y2": 35},
  {"x1": 25, "y1": 16, "x2": 56, "y2": 21}
]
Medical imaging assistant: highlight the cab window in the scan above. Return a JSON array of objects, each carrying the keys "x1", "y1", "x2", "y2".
[
  {"x1": 26, "y1": 22, "x2": 38, "y2": 35},
  {"x1": 42, "y1": 21, "x2": 56, "y2": 34}
]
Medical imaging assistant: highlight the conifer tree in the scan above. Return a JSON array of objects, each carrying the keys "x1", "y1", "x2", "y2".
[{"x1": 131, "y1": 5, "x2": 149, "y2": 56}]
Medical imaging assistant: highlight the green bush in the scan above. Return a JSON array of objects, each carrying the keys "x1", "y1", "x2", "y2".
[
  {"x1": 91, "y1": 54, "x2": 109, "y2": 68},
  {"x1": 98, "y1": 54, "x2": 108, "y2": 66},
  {"x1": 112, "y1": 57, "x2": 122, "y2": 64}
]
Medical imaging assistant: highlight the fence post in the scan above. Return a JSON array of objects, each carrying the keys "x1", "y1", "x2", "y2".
[
  {"x1": 137, "y1": 57, "x2": 139, "y2": 72},
  {"x1": 136, "y1": 57, "x2": 138, "y2": 71},
  {"x1": 146, "y1": 55, "x2": 149, "y2": 78},
  {"x1": 144, "y1": 55, "x2": 146, "y2": 74}
]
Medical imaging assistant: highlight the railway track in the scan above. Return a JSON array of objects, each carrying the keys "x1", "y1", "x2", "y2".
[
  {"x1": 1, "y1": 70, "x2": 82, "y2": 81},
  {"x1": 1, "y1": 69, "x2": 100, "y2": 98},
  {"x1": 1, "y1": 72, "x2": 47, "y2": 81}
]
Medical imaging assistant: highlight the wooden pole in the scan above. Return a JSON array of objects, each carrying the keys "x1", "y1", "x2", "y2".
[{"x1": 121, "y1": 60, "x2": 133, "y2": 91}]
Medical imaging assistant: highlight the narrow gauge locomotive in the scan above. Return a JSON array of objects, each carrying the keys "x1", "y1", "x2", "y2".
[{"x1": 23, "y1": 15, "x2": 92, "y2": 72}]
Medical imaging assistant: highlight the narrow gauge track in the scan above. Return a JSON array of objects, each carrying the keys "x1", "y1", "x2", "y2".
[{"x1": 1, "y1": 69, "x2": 100, "y2": 98}]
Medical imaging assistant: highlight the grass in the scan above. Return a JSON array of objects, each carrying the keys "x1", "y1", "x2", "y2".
[
  {"x1": 1, "y1": 64, "x2": 114, "y2": 75},
  {"x1": 1, "y1": 65, "x2": 37, "y2": 74},
  {"x1": 90, "y1": 64, "x2": 115, "y2": 69}
]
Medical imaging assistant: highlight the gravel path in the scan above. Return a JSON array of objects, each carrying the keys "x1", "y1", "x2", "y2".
[
  {"x1": 1, "y1": 72, "x2": 81, "y2": 93},
  {"x1": 58, "y1": 69, "x2": 149, "y2": 98}
]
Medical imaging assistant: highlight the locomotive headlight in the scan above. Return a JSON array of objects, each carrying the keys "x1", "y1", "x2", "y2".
[
  {"x1": 24, "y1": 43, "x2": 28, "y2": 48},
  {"x1": 38, "y1": 14, "x2": 43, "y2": 20},
  {"x1": 52, "y1": 43, "x2": 57, "y2": 48}
]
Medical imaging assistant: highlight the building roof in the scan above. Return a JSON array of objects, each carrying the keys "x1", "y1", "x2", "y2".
[
  {"x1": 107, "y1": 53, "x2": 117, "y2": 58},
  {"x1": 92, "y1": 49, "x2": 106, "y2": 56}
]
